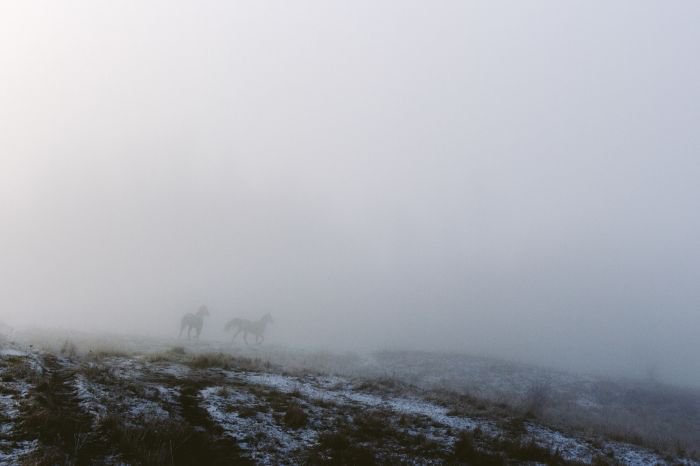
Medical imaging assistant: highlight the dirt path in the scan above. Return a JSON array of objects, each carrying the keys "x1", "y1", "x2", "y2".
[
  {"x1": 19, "y1": 354, "x2": 104, "y2": 465},
  {"x1": 174, "y1": 379, "x2": 252, "y2": 465},
  {"x1": 19, "y1": 357, "x2": 252, "y2": 465}
]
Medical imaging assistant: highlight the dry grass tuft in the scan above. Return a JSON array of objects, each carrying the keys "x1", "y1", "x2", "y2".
[{"x1": 283, "y1": 403, "x2": 308, "y2": 429}]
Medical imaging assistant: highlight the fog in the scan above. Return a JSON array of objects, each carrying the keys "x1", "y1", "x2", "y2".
[{"x1": 1, "y1": 1, "x2": 699, "y2": 385}]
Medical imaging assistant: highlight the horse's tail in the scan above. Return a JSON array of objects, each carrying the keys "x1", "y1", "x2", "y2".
[{"x1": 225, "y1": 318, "x2": 241, "y2": 332}]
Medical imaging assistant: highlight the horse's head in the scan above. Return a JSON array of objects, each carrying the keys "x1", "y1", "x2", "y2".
[
  {"x1": 198, "y1": 305, "x2": 210, "y2": 317},
  {"x1": 262, "y1": 313, "x2": 273, "y2": 324}
]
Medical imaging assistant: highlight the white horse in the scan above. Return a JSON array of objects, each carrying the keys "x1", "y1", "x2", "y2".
[
  {"x1": 225, "y1": 313, "x2": 273, "y2": 345},
  {"x1": 180, "y1": 305, "x2": 210, "y2": 339}
]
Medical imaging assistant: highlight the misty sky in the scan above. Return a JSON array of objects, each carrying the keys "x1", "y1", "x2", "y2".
[{"x1": 1, "y1": 2, "x2": 699, "y2": 384}]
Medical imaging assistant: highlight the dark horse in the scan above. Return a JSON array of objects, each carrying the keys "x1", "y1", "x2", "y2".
[{"x1": 180, "y1": 305, "x2": 210, "y2": 339}]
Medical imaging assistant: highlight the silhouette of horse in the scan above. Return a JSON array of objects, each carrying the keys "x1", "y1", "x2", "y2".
[
  {"x1": 180, "y1": 305, "x2": 210, "y2": 339},
  {"x1": 225, "y1": 313, "x2": 273, "y2": 345}
]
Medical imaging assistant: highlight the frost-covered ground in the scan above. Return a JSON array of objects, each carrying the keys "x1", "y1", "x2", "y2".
[
  {"x1": 0, "y1": 345, "x2": 40, "y2": 464},
  {"x1": 1, "y1": 330, "x2": 699, "y2": 465}
]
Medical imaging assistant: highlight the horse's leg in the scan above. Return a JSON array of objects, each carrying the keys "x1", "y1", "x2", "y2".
[
  {"x1": 244, "y1": 331, "x2": 250, "y2": 346},
  {"x1": 230, "y1": 328, "x2": 242, "y2": 344}
]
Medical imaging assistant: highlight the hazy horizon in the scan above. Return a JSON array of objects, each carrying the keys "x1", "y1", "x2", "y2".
[{"x1": 2, "y1": 1, "x2": 699, "y2": 386}]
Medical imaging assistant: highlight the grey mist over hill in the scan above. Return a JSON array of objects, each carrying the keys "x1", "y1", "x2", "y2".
[{"x1": 1, "y1": 1, "x2": 700, "y2": 386}]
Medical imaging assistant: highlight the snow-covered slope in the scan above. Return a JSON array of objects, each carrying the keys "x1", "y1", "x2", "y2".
[{"x1": 2, "y1": 334, "x2": 698, "y2": 465}]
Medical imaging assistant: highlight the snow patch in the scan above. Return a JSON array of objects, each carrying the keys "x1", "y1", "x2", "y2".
[
  {"x1": 236, "y1": 372, "x2": 492, "y2": 433},
  {"x1": 526, "y1": 423, "x2": 596, "y2": 463},
  {"x1": 0, "y1": 440, "x2": 37, "y2": 465},
  {"x1": 74, "y1": 375, "x2": 109, "y2": 420},
  {"x1": 220, "y1": 370, "x2": 698, "y2": 466},
  {"x1": 201, "y1": 386, "x2": 318, "y2": 465},
  {"x1": 0, "y1": 360, "x2": 36, "y2": 463}
]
